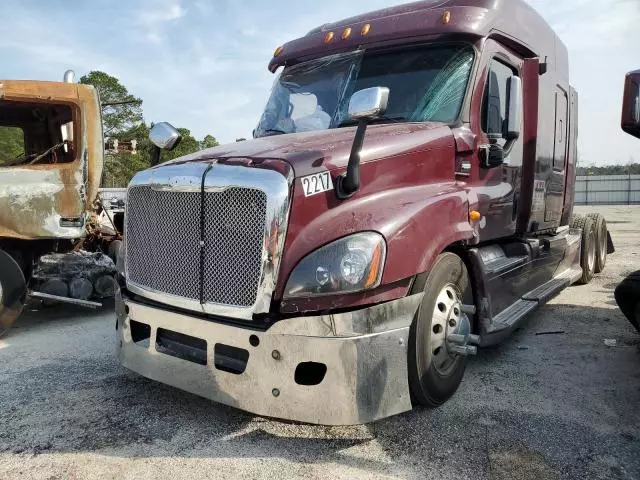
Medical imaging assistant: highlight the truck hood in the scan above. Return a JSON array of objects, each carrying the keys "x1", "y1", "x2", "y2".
[{"x1": 164, "y1": 122, "x2": 453, "y2": 177}]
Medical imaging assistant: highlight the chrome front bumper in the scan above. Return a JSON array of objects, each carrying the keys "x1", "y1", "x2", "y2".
[{"x1": 116, "y1": 290, "x2": 423, "y2": 425}]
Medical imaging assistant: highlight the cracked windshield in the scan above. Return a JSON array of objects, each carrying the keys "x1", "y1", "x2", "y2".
[{"x1": 255, "y1": 44, "x2": 474, "y2": 137}]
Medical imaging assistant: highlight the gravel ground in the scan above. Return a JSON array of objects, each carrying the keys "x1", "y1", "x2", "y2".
[{"x1": 1, "y1": 205, "x2": 638, "y2": 480}]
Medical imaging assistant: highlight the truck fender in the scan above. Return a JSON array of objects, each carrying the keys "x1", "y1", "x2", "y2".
[{"x1": 278, "y1": 185, "x2": 475, "y2": 297}]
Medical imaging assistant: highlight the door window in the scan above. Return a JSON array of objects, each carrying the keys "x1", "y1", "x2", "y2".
[
  {"x1": 482, "y1": 60, "x2": 516, "y2": 145},
  {"x1": 481, "y1": 59, "x2": 522, "y2": 166},
  {"x1": 0, "y1": 101, "x2": 76, "y2": 167}
]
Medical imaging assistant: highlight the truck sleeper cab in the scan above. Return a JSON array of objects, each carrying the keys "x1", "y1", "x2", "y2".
[{"x1": 116, "y1": 0, "x2": 611, "y2": 425}]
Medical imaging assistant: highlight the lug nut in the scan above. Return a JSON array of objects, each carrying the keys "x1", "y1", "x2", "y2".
[
  {"x1": 272, "y1": 350, "x2": 281, "y2": 360},
  {"x1": 272, "y1": 388, "x2": 280, "y2": 397}
]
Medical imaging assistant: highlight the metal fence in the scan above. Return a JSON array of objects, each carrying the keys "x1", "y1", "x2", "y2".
[{"x1": 575, "y1": 174, "x2": 640, "y2": 205}]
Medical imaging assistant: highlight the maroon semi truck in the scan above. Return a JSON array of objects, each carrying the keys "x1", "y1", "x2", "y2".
[{"x1": 115, "y1": 0, "x2": 612, "y2": 425}]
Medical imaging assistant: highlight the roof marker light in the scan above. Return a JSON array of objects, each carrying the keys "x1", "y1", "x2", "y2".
[
  {"x1": 361, "y1": 23, "x2": 371, "y2": 36},
  {"x1": 342, "y1": 27, "x2": 352, "y2": 40},
  {"x1": 274, "y1": 45, "x2": 284, "y2": 57},
  {"x1": 442, "y1": 10, "x2": 452, "y2": 24},
  {"x1": 324, "y1": 31, "x2": 334, "y2": 43}
]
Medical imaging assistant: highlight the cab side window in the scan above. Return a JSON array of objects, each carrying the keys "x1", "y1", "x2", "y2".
[{"x1": 482, "y1": 60, "x2": 516, "y2": 146}]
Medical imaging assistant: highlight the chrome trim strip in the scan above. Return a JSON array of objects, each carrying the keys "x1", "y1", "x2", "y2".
[{"x1": 125, "y1": 162, "x2": 291, "y2": 320}]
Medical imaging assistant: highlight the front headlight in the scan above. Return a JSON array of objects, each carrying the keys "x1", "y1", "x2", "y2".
[{"x1": 284, "y1": 232, "x2": 386, "y2": 298}]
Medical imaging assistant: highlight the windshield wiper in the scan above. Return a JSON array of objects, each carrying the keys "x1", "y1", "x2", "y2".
[
  {"x1": 262, "y1": 129, "x2": 288, "y2": 136},
  {"x1": 340, "y1": 116, "x2": 405, "y2": 127}
]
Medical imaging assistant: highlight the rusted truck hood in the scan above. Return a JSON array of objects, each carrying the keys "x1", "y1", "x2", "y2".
[
  {"x1": 164, "y1": 122, "x2": 452, "y2": 177},
  {"x1": 0, "y1": 81, "x2": 103, "y2": 240}
]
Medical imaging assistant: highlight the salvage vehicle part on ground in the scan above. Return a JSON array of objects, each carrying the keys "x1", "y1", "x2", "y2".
[
  {"x1": 615, "y1": 69, "x2": 640, "y2": 332},
  {"x1": 116, "y1": 0, "x2": 614, "y2": 424},
  {"x1": 0, "y1": 72, "x2": 105, "y2": 336}
]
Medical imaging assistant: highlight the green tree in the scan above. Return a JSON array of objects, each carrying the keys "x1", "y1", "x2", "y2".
[
  {"x1": 0, "y1": 126, "x2": 25, "y2": 166},
  {"x1": 164, "y1": 128, "x2": 200, "y2": 161},
  {"x1": 576, "y1": 162, "x2": 640, "y2": 176},
  {"x1": 200, "y1": 134, "x2": 219, "y2": 149},
  {"x1": 79, "y1": 71, "x2": 143, "y2": 137}
]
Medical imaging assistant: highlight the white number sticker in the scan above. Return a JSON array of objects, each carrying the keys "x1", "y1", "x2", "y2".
[{"x1": 301, "y1": 172, "x2": 334, "y2": 197}]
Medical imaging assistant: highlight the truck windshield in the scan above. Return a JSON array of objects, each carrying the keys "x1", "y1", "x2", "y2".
[{"x1": 255, "y1": 44, "x2": 474, "y2": 137}]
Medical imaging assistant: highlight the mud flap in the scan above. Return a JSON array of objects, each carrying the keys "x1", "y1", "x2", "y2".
[
  {"x1": 0, "y1": 249, "x2": 27, "y2": 337},
  {"x1": 606, "y1": 231, "x2": 615, "y2": 254}
]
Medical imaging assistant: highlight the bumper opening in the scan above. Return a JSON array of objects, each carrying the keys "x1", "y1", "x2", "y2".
[
  {"x1": 295, "y1": 362, "x2": 327, "y2": 386},
  {"x1": 130, "y1": 320, "x2": 151, "y2": 347},
  {"x1": 214, "y1": 344, "x2": 249, "y2": 375},
  {"x1": 156, "y1": 328, "x2": 207, "y2": 365}
]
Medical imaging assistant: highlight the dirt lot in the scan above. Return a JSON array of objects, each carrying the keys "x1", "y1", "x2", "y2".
[{"x1": 0, "y1": 205, "x2": 638, "y2": 480}]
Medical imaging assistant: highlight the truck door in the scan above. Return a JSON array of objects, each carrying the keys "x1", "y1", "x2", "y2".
[
  {"x1": 0, "y1": 81, "x2": 103, "y2": 239},
  {"x1": 470, "y1": 40, "x2": 525, "y2": 242},
  {"x1": 544, "y1": 88, "x2": 568, "y2": 224}
]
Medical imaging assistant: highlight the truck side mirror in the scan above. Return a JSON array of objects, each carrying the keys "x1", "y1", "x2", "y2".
[
  {"x1": 149, "y1": 122, "x2": 182, "y2": 167},
  {"x1": 622, "y1": 70, "x2": 640, "y2": 139},
  {"x1": 506, "y1": 76, "x2": 522, "y2": 140},
  {"x1": 336, "y1": 87, "x2": 390, "y2": 199},
  {"x1": 150, "y1": 122, "x2": 182, "y2": 151},
  {"x1": 348, "y1": 87, "x2": 390, "y2": 120}
]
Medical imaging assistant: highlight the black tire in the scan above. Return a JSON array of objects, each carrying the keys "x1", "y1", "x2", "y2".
[
  {"x1": 587, "y1": 213, "x2": 607, "y2": 273},
  {"x1": 408, "y1": 253, "x2": 473, "y2": 407},
  {"x1": 0, "y1": 249, "x2": 27, "y2": 337},
  {"x1": 614, "y1": 271, "x2": 640, "y2": 333},
  {"x1": 571, "y1": 215, "x2": 596, "y2": 284}
]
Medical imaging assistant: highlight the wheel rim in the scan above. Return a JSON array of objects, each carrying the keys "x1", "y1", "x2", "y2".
[
  {"x1": 429, "y1": 283, "x2": 463, "y2": 375},
  {"x1": 587, "y1": 230, "x2": 596, "y2": 272}
]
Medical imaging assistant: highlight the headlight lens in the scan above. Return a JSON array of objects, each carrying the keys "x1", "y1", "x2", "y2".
[{"x1": 284, "y1": 232, "x2": 386, "y2": 298}]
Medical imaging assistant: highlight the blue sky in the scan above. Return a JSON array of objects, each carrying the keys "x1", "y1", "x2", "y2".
[{"x1": 1, "y1": 0, "x2": 638, "y2": 166}]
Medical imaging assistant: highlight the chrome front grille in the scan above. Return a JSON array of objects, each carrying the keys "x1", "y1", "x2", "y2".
[
  {"x1": 124, "y1": 162, "x2": 290, "y2": 320},
  {"x1": 126, "y1": 187, "x2": 201, "y2": 301},
  {"x1": 202, "y1": 188, "x2": 267, "y2": 306},
  {"x1": 126, "y1": 185, "x2": 267, "y2": 307}
]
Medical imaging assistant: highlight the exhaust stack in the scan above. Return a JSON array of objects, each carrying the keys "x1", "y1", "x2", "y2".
[{"x1": 63, "y1": 70, "x2": 75, "y2": 83}]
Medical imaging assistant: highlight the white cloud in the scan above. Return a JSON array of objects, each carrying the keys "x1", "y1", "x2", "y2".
[{"x1": 137, "y1": 2, "x2": 186, "y2": 25}]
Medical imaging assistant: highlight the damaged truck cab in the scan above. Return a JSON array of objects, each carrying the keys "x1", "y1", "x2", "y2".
[
  {"x1": 0, "y1": 75, "x2": 103, "y2": 334},
  {"x1": 116, "y1": 0, "x2": 611, "y2": 424}
]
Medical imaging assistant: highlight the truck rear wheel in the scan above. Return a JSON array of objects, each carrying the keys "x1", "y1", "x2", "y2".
[
  {"x1": 0, "y1": 249, "x2": 27, "y2": 337},
  {"x1": 587, "y1": 213, "x2": 608, "y2": 273},
  {"x1": 408, "y1": 253, "x2": 473, "y2": 407},
  {"x1": 571, "y1": 215, "x2": 596, "y2": 284}
]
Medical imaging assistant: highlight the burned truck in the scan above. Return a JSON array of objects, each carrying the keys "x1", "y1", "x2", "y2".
[
  {"x1": 0, "y1": 73, "x2": 113, "y2": 336},
  {"x1": 116, "y1": 0, "x2": 612, "y2": 425}
]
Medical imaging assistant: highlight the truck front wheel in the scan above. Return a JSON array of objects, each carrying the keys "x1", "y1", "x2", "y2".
[
  {"x1": 0, "y1": 249, "x2": 27, "y2": 337},
  {"x1": 408, "y1": 252, "x2": 473, "y2": 407}
]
